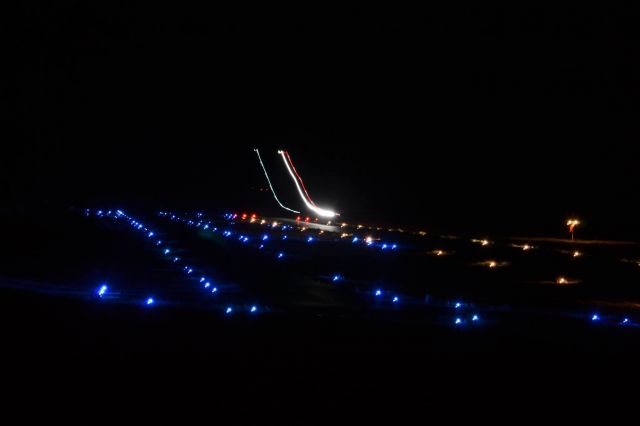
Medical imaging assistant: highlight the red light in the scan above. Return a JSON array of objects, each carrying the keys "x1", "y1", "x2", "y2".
[
  {"x1": 251, "y1": 213, "x2": 257, "y2": 219},
  {"x1": 241, "y1": 213, "x2": 247, "y2": 220},
  {"x1": 296, "y1": 216, "x2": 301, "y2": 221},
  {"x1": 305, "y1": 217, "x2": 310, "y2": 222}
]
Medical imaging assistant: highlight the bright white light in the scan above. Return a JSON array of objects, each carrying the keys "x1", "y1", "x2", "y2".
[
  {"x1": 375, "y1": 289, "x2": 382, "y2": 296},
  {"x1": 592, "y1": 314, "x2": 600, "y2": 321},
  {"x1": 278, "y1": 150, "x2": 337, "y2": 218},
  {"x1": 455, "y1": 318, "x2": 462, "y2": 325},
  {"x1": 225, "y1": 307, "x2": 233, "y2": 314},
  {"x1": 472, "y1": 315, "x2": 479, "y2": 322},
  {"x1": 392, "y1": 296, "x2": 399, "y2": 303},
  {"x1": 250, "y1": 306, "x2": 257, "y2": 313},
  {"x1": 254, "y1": 149, "x2": 300, "y2": 214},
  {"x1": 146, "y1": 298, "x2": 154, "y2": 306},
  {"x1": 98, "y1": 285, "x2": 108, "y2": 297}
]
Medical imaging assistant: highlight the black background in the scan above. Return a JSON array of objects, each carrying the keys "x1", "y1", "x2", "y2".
[{"x1": 6, "y1": 3, "x2": 640, "y2": 238}]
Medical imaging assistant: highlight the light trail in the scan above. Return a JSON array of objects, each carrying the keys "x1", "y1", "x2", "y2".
[
  {"x1": 254, "y1": 149, "x2": 300, "y2": 214},
  {"x1": 278, "y1": 150, "x2": 337, "y2": 218},
  {"x1": 283, "y1": 150, "x2": 317, "y2": 208}
]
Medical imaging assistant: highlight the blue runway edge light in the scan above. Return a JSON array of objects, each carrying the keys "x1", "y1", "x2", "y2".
[
  {"x1": 146, "y1": 297, "x2": 154, "y2": 306},
  {"x1": 97, "y1": 285, "x2": 108, "y2": 297}
]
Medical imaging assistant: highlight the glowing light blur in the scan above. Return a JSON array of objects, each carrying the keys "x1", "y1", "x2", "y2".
[
  {"x1": 278, "y1": 150, "x2": 337, "y2": 218},
  {"x1": 97, "y1": 285, "x2": 108, "y2": 297}
]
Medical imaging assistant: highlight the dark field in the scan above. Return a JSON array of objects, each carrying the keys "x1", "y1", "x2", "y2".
[{"x1": 2, "y1": 208, "x2": 640, "y2": 416}]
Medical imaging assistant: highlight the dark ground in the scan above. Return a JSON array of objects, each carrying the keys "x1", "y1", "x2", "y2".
[{"x1": 2, "y1": 208, "x2": 640, "y2": 419}]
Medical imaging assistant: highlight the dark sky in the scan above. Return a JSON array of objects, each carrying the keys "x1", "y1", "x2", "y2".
[{"x1": 6, "y1": 4, "x2": 640, "y2": 238}]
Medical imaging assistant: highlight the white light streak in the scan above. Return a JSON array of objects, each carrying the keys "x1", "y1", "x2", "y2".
[
  {"x1": 254, "y1": 148, "x2": 300, "y2": 214},
  {"x1": 278, "y1": 150, "x2": 337, "y2": 218}
]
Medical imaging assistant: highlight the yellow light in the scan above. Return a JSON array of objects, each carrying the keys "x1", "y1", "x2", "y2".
[
  {"x1": 573, "y1": 251, "x2": 581, "y2": 258},
  {"x1": 488, "y1": 261, "x2": 496, "y2": 268},
  {"x1": 341, "y1": 223, "x2": 348, "y2": 228},
  {"x1": 272, "y1": 221, "x2": 279, "y2": 227},
  {"x1": 481, "y1": 239, "x2": 489, "y2": 246},
  {"x1": 365, "y1": 236, "x2": 373, "y2": 244},
  {"x1": 523, "y1": 244, "x2": 530, "y2": 251},
  {"x1": 260, "y1": 219, "x2": 266, "y2": 225},
  {"x1": 557, "y1": 277, "x2": 568, "y2": 285}
]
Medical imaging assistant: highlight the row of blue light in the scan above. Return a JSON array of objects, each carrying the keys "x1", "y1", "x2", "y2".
[
  {"x1": 158, "y1": 210, "x2": 639, "y2": 329},
  {"x1": 88, "y1": 209, "x2": 260, "y2": 316}
]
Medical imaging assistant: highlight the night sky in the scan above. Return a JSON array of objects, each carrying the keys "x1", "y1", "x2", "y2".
[{"x1": 6, "y1": 4, "x2": 640, "y2": 238}]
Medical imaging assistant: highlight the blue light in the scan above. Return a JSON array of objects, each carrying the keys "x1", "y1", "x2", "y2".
[
  {"x1": 455, "y1": 302, "x2": 462, "y2": 309},
  {"x1": 307, "y1": 237, "x2": 314, "y2": 243},
  {"x1": 472, "y1": 315, "x2": 479, "y2": 322},
  {"x1": 173, "y1": 257, "x2": 179, "y2": 262},
  {"x1": 146, "y1": 297, "x2": 154, "y2": 306},
  {"x1": 391, "y1": 244, "x2": 398, "y2": 250},
  {"x1": 250, "y1": 306, "x2": 257, "y2": 313},
  {"x1": 367, "y1": 241, "x2": 373, "y2": 246},
  {"x1": 204, "y1": 282, "x2": 211, "y2": 288},
  {"x1": 97, "y1": 285, "x2": 108, "y2": 297},
  {"x1": 375, "y1": 289, "x2": 382, "y2": 296},
  {"x1": 455, "y1": 318, "x2": 463, "y2": 325},
  {"x1": 225, "y1": 307, "x2": 233, "y2": 314},
  {"x1": 262, "y1": 235, "x2": 269, "y2": 241},
  {"x1": 592, "y1": 314, "x2": 600, "y2": 321},
  {"x1": 282, "y1": 235, "x2": 288, "y2": 240},
  {"x1": 622, "y1": 318, "x2": 630, "y2": 325},
  {"x1": 259, "y1": 244, "x2": 264, "y2": 249},
  {"x1": 332, "y1": 274, "x2": 341, "y2": 282},
  {"x1": 187, "y1": 268, "x2": 193, "y2": 274},
  {"x1": 381, "y1": 244, "x2": 388, "y2": 250},
  {"x1": 211, "y1": 287, "x2": 218, "y2": 293},
  {"x1": 277, "y1": 252, "x2": 284, "y2": 259},
  {"x1": 148, "y1": 232, "x2": 154, "y2": 237},
  {"x1": 392, "y1": 296, "x2": 399, "y2": 303},
  {"x1": 156, "y1": 240, "x2": 162, "y2": 246},
  {"x1": 164, "y1": 248, "x2": 170, "y2": 255},
  {"x1": 243, "y1": 237, "x2": 249, "y2": 243},
  {"x1": 200, "y1": 277, "x2": 206, "y2": 283},
  {"x1": 203, "y1": 225, "x2": 209, "y2": 230},
  {"x1": 352, "y1": 237, "x2": 359, "y2": 243}
]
